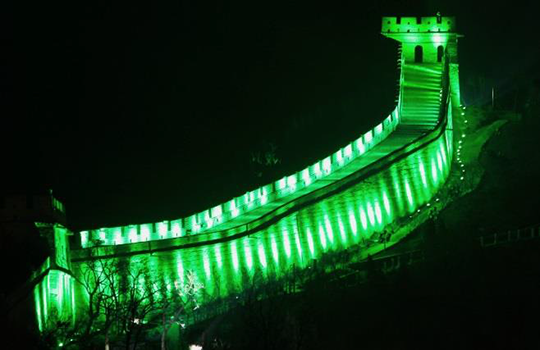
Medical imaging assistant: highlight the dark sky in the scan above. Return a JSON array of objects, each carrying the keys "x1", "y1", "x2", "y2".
[{"x1": 3, "y1": 0, "x2": 539, "y2": 230}]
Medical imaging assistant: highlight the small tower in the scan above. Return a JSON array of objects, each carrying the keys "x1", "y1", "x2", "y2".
[
  {"x1": 382, "y1": 15, "x2": 462, "y2": 111},
  {"x1": 382, "y1": 15, "x2": 457, "y2": 64}
]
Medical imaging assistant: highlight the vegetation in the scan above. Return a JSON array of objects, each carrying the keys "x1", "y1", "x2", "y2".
[{"x1": 40, "y1": 251, "x2": 203, "y2": 350}]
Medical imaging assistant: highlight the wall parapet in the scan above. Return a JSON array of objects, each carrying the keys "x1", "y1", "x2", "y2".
[
  {"x1": 80, "y1": 109, "x2": 401, "y2": 248},
  {"x1": 382, "y1": 16, "x2": 456, "y2": 34}
]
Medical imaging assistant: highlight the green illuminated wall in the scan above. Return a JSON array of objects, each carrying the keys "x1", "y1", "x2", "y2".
[
  {"x1": 71, "y1": 128, "x2": 453, "y2": 303},
  {"x1": 34, "y1": 16, "x2": 461, "y2": 330},
  {"x1": 33, "y1": 224, "x2": 76, "y2": 331},
  {"x1": 79, "y1": 110, "x2": 400, "y2": 248}
]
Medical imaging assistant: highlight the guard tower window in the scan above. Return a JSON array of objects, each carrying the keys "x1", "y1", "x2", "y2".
[
  {"x1": 437, "y1": 45, "x2": 444, "y2": 62},
  {"x1": 414, "y1": 45, "x2": 423, "y2": 63}
]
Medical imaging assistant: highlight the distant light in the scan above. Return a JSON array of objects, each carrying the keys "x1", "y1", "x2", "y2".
[{"x1": 189, "y1": 345, "x2": 203, "y2": 350}]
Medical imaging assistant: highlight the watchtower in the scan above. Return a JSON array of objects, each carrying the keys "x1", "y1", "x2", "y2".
[
  {"x1": 382, "y1": 15, "x2": 458, "y2": 63},
  {"x1": 382, "y1": 14, "x2": 462, "y2": 112}
]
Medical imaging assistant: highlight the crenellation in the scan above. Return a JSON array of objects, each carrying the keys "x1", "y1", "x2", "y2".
[{"x1": 382, "y1": 16, "x2": 456, "y2": 34}]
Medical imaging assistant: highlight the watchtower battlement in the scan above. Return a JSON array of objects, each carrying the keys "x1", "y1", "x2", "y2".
[
  {"x1": 381, "y1": 15, "x2": 460, "y2": 66},
  {"x1": 382, "y1": 16, "x2": 456, "y2": 34}
]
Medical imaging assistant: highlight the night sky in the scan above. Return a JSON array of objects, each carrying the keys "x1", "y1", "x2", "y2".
[{"x1": 3, "y1": 1, "x2": 539, "y2": 230}]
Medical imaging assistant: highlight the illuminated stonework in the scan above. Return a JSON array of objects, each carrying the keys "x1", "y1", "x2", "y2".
[{"x1": 34, "y1": 16, "x2": 461, "y2": 331}]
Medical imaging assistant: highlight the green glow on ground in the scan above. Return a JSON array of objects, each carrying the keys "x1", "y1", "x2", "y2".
[
  {"x1": 271, "y1": 234, "x2": 279, "y2": 265},
  {"x1": 337, "y1": 214, "x2": 347, "y2": 244},
  {"x1": 324, "y1": 214, "x2": 334, "y2": 245},
  {"x1": 383, "y1": 191, "x2": 391, "y2": 216},
  {"x1": 318, "y1": 224, "x2": 327, "y2": 250},
  {"x1": 374, "y1": 201, "x2": 383, "y2": 225},
  {"x1": 44, "y1": 275, "x2": 48, "y2": 320},
  {"x1": 367, "y1": 202, "x2": 376, "y2": 226},
  {"x1": 258, "y1": 240, "x2": 267, "y2": 268},
  {"x1": 231, "y1": 241, "x2": 239, "y2": 272},
  {"x1": 405, "y1": 180, "x2": 414, "y2": 208},
  {"x1": 203, "y1": 250, "x2": 211, "y2": 279},
  {"x1": 294, "y1": 226, "x2": 303, "y2": 261},
  {"x1": 244, "y1": 239, "x2": 253, "y2": 271},
  {"x1": 392, "y1": 174, "x2": 404, "y2": 215},
  {"x1": 360, "y1": 206, "x2": 368, "y2": 231},
  {"x1": 348, "y1": 209, "x2": 358, "y2": 236},
  {"x1": 283, "y1": 228, "x2": 292, "y2": 258},
  {"x1": 215, "y1": 244, "x2": 223, "y2": 269},
  {"x1": 419, "y1": 158, "x2": 427, "y2": 188},
  {"x1": 307, "y1": 228, "x2": 315, "y2": 257},
  {"x1": 176, "y1": 252, "x2": 184, "y2": 284},
  {"x1": 34, "y1": 285, "x2": 42, "y2": 331},
  {"x1": 440, "y1": 142, "x2": 447, "y2": 165},
  {"x1": 431, "y1": 158, "x2": 438, "y2": 182}
]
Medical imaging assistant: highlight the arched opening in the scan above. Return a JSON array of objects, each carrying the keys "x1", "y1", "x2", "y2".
[
  {"x1": 414, "y1": 45, "x2": 423, "y2": 63},
  {"x1": 437, "y1": 45, "x2": 444, "y2": 62}
]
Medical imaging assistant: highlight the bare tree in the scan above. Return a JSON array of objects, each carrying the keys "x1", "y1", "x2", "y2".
[
  {"x1": 76, "y1": 255, "x2": 160, "y2": 349},
  {"x1": 37, "y1": 249, "x2": 122, "y2": 349},
  {"x1": 42, "y1": 252, "x2": 206, "y2": 349},
  {"x1": 157, "y1": 270, "x2": 204, "y2": 350},
  {"x1": 110, "y1": 258, "x2": 162, "y2": 350},
  {"x1": 77, "y1": 256, "x2": 119, "y2": 349}
]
